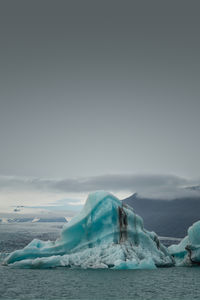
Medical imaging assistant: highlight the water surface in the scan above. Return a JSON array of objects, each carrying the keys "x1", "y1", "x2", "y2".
[{"x1": 0, "y1": 266, "x2": 200, "y2": 300}]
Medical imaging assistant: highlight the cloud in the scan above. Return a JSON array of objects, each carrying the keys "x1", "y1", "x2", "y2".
[{"x1": 0, "y1": 173, "x2": 199, "y2": 199}]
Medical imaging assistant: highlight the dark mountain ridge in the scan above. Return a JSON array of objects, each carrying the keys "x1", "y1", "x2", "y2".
[{"x1": 123, "y1": 193, "x2": 200, "y2": 238}]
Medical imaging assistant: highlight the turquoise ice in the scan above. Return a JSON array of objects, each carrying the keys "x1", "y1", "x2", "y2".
[
  {"x1": 4, "y1": 191, "x2": 173, "y2": 269},
  {"x1": 169, "y1": 220, "x2": 200, "y2": 266}
]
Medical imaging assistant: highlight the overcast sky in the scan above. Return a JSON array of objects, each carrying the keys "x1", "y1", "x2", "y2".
[{"x1": 0, "y1": 1, "x2": 200, "y2": 211}]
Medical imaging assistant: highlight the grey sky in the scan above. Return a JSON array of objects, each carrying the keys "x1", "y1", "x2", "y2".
[{"x1": 0, "y1": 0, "x2": 200, "y2": 180}]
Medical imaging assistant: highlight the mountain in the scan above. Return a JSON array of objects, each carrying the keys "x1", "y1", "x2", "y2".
[
  {"x1": 186, "y1": 185, "x2": 200, "y2": 192},
  {"x1": 0, "y1": 217, "x2": 68, "y2": 223},
  {"x1": 123, "y1": 193, "x2": 200, "y2": 238}
]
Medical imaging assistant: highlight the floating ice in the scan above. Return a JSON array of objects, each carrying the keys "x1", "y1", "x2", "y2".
[
  {"x1": 169, "y1": 220, "x2": 200, "y2": 266},
  {"x1": 3, "y1": 191, "x2": 173, "y2": 269}
]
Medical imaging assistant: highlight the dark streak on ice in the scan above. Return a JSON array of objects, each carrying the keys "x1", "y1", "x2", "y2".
[
  {"x1": 118, "y1": 206, "x2": 128, "y2": 243},
  {"x1": 185, "y1": 245, "x2": 200, "y2": 266},
  {"x1": 154, "y1": 235, "x2": 160, "y2": 250}
]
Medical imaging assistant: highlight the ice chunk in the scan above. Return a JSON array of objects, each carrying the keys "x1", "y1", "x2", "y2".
[
  {"x1": 169, "y1": 221, "x2": 200, "y2": 266},
  {"x1": 113, "y1": 258, "x2": 156, "y2": 270},
  {"x1": 3, "y1": 191, "x2": 173, "y2": 269}
]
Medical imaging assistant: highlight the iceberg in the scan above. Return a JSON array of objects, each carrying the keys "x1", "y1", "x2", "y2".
[
  {"x1": 3, "y1": 191, "x2": 173, "y2": 269},
  {"x1": 169, "y1": 220, "x2": 200, "y2": 266}
]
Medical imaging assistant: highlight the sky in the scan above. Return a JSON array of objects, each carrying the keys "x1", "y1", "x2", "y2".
[{"x1": 0, "y1": 1, "x2": 200, "y2": 213}]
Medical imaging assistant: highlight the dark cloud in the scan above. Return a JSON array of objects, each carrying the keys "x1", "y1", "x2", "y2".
[{"x1": 0, "y1": 174, "x2": 199, "y2": 199}]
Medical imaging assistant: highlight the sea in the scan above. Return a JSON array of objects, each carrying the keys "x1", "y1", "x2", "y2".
[{"x1": 0, "y1": 222, "x2": 200, "y2": 300}]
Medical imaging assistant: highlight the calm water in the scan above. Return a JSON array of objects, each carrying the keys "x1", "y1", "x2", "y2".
[
  {"x1": 1, "y1": 266, "x2": 200, "y2": 300},
  {"x1": 1, "y1": 223, "x2": 200, "y2": 300}
]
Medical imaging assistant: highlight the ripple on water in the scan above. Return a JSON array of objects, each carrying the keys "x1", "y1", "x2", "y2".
[{"x1": 0, "y1": 267, "x2": 200, "y2": 300}]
